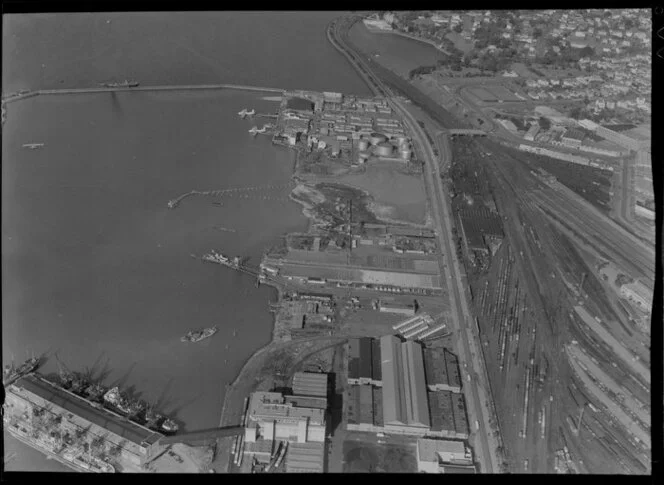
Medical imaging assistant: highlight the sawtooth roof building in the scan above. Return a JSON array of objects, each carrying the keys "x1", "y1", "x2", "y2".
[{"x1": 380, "y1": 335, "x2": 430, "y2": 434}]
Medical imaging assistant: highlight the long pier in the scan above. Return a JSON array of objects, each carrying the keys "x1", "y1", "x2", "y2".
[{"x1": 5, "y1": 83, "x2": 285, "y2": 101}]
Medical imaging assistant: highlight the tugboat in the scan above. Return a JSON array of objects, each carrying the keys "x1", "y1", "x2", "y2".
[
  {"x1": 160, "y1": 418, "x2": 179, "y2": 434},
  {"x1": 238, "y1": 108, "x2": 255, "y2": 118},
  {"x1": 181, "y1": 325, "x2": 218, "y2": 343}
]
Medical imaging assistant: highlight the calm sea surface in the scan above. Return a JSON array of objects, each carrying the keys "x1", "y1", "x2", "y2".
[{"x1": 2, "y1": 11, "x2": 370, "y2": 471}]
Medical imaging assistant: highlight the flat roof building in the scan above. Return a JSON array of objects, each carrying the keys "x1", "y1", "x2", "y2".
[
  {"x1": 379, "y1": 300, "x2": 417, "y2": 316},
  {"x1": 245, "y1": 391, "x2": 326, "y2": 444},
  {"x1": 416, "y1": 438, "x2": 473, "y2": 473}
]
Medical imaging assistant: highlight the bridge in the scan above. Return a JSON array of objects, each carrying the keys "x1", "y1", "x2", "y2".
[
  {"x1": 448, "y1": 129, "x2": 488, "y2": 137},
  {"x1": 158, "y1": 426, "x2": 244, "y2": 447}
]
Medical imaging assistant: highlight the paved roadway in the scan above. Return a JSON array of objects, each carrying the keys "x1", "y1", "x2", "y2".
[{"x1": 330, "y1": 15, "x2": 499, "y2": 473}]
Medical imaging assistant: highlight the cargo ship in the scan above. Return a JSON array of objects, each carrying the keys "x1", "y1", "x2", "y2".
[
  {"x1": 99, "y1": 80, "x2": 139, "y2": 88},
  {"x1": 84, "y1": 383, "x2": 107, "y2": 402},
  {"x1": 3, "y1": 356, "x2": 41, "y2": 385},
  {"x1": 22, "y1": 143, "x2": 44, "y2": 149},
  {"x1": 181, "y1": 325, "x2": 218, "y2": 343},
  {"x1": 103, "y1": 387, "x2": 133, "y2": 415}
]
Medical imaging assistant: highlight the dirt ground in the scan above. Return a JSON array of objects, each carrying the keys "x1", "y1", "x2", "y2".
[
  {"x1": 150, "y1": 444, "x2": 213, "y2": 473},
  {"x1": 329, "y1": 164, "x2": 427, "y2": 225},
  {"x1": 342, "y1": 439, "x2": 417, "y2": 473}
]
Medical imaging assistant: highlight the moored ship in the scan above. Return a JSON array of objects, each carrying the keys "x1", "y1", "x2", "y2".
[
  {"x1": 102, "y1": 387, "x2": 132, "y2": 415},
  {"x1": 201, "y1": 249, "x2": 231, "y2": 265},
  {"x1": 181, "y1": 325, "x2": 218, "y2": 343},
  {"x1": 3, "y1": 356, "x2": 41, "y2": 385},
  {"x1": 84, "y1": 383, "x2": 107, "y2": 402},
  {"x1": 160, "y1": 418, "x2": 179, "y2": 434},
  {"x1": 99, "y1": 79, "x2": 139, "y2": 88}
]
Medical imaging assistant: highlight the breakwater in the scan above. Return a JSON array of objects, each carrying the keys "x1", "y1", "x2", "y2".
[{"x1": 168, "y1": 183, "x2": 294, "y2": 209}]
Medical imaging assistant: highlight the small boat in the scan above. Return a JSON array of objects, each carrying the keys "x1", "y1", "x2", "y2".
[
  {"x1": 238, "y1": 108, "x2": 255, "y2": 118},
  {"x1": 181, "y1": 325, "x2": 218, "y2": 343},
  {"x1": 22, "y1": 143, "x2": 44, "y2": 149},
  {"x1": 160, "y1": 418, "x2": 179, "y2": 434}
]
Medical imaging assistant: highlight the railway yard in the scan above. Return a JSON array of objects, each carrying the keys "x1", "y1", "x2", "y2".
[{"x1": 448, "y1": 136, "x2": 652, "y2": 473}]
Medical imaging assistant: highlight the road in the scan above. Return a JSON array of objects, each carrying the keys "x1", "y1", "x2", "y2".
[{"x1": 330, "y1": 15, "x2": 500, "y2": 473}]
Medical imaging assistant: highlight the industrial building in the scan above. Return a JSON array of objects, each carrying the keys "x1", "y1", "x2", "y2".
[
  {"x1": 347, "y1": 338, "x2": 382, "y2": 386},
  {"x1": 423, "y1": 347, "x2": 462, "y2": 393},
  {"x1": 416, "y1": 438, "x2": 474, "y2": 473},
  {"x1": 4, "y1": 375, "x2": 165, "y2": 467},
  {"x1": 285, "y1": 442, "x2": 325, "y2": 473},
  {"x1": 378, "y1": 300, "x2": 417, "y2": 316},
  {"x1": 345, "y1": 336, "x2": 469, "y2": 439},
  {"x1": 428, "y1": 390, "x2": 469, "y2": 439},
  {"x1": 291, "y1": 372, "x2": 328, "y2": 399},
  {"x1": 380, "y1": 336, "x2": 430, "y2": 433},
  {"x1": 457, "y1": 207, "x2": 504, "y2": 256},
  {"x1": 244, "y1": 391, "x2": 326, "y2": 444},
  {"x1": 346, "y1": 384, "x2": 383, "y2": 432}
]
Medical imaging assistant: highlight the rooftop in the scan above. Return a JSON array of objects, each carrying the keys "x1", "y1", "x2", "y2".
[
  {"x1": 417, "y1": 438, "x2": 466, "y2": 462},
  {"x1": 248, "y1": 391, "x2": 325, "y2": 424},
  {"x1": 286, "y1": 442, "x2": 325, "y2": 473},
  {"x1": 11, "y1": 375, "x2": 163, "y2": 447}
]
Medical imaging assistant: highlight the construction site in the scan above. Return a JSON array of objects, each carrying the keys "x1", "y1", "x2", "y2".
[{"x1": 447, "y1": 135, "x2": 651, "y2": 474}]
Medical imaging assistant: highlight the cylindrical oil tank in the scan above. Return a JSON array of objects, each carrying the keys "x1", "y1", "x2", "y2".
[
  {"x1": 399, "y1": 141, "x2": 411, "y2": 151},
  {"x1": 358, "y1": 139, "x2": 370, "y2": 151},
  {"x1": 396, "y1": 135, "x2": 408, "y2": 145},
  {"x1": 400, "y1": 148, "x2": 412, "y2": 160},
  {"x1": 375, "y1": 142, "x2": 394, "y2": 157},
  {"x1": 370, "y1": 132, "x2": 387, "y2": 146}
]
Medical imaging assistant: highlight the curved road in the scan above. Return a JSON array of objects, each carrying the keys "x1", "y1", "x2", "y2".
[{"x1": 329, "y1": 16, "x2": 499, "y2": 473}]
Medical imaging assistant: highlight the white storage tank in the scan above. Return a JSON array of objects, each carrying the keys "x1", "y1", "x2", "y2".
[
  {"x1": 358, "y1": 151, "x2": 370, "y2": 163},
  {"x1": 375, "y1": 142, "x2": 394, "y2": 157},
  {"x1": 399, "y1": 148, "x2": 412, "y2": 160},
  {"x1": 369, "y1": 132, "x2": 388, "y2": 146},
  {"x1": 358, "y1": 139, "x2": 370, "y2": 151}
]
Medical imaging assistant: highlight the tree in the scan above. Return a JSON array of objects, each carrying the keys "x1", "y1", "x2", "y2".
[
  {"x1": 453, "y1": 24, "x2": 463, "y2": 33},
  {"x1": 533, "y1": 27, "x2": 543, "y2": 38},
  {"x1": 538, "y1": 117, "x2": 551, "y2": 130}
]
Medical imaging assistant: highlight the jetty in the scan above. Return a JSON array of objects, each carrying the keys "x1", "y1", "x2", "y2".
[{"x1": 168, "y1": 183, "x2": 293, "y2": 209}]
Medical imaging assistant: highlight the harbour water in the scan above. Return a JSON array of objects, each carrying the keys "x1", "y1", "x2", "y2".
[{"x1": 2, "y1": 12, "x2": 370, "y2": 471}]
